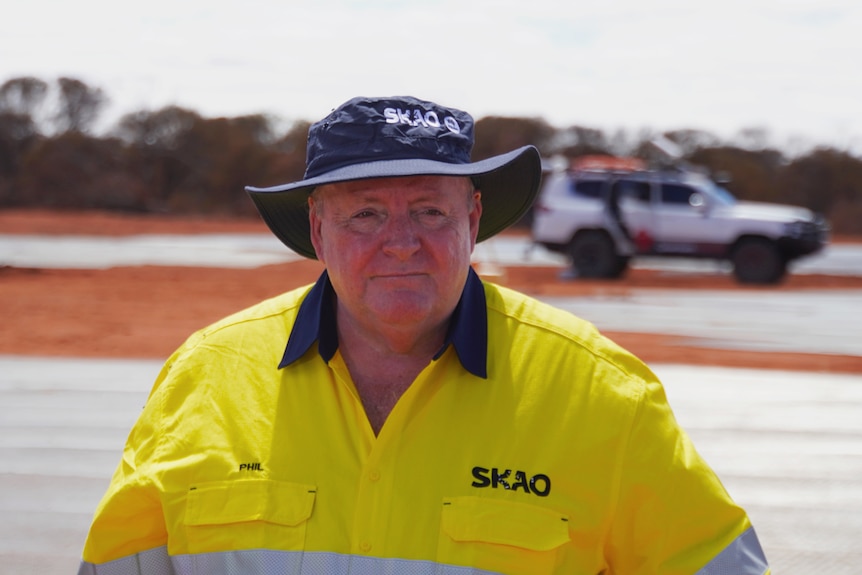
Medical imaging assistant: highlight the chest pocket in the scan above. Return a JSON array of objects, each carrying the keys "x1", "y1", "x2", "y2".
[
  {"x1": 438, "y1": 496, "x2": 570, "y2": 574},
  {"x1": 183, "y1": 479, "x2": 316, "y2": 554}
]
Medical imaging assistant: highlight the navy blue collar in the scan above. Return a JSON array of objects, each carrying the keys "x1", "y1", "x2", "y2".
[{"x1": 279, "y1": 268, "x2": 488, "y2": 378}]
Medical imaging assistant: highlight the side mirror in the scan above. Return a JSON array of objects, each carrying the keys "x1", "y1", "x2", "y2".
[{"x1": 689, "y1": 193, "x2": 708, "y2": 214}]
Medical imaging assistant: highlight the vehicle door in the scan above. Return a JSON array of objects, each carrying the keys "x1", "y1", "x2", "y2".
[
  {"x1": 612, "y1": 178, "x2": 653, "y2": 250},
  {"x1": 652, "y1": 182, "x2": 724, "y2": 256}
]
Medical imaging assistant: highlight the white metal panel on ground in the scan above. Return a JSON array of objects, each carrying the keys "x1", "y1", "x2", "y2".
[
  {"x1": 654, "y1": 365, "x2": 862, "y2": 574},
  {"x1": 3, "y1": 233, "x2": 862, "y2": 274},
  {"x1": 543, "y1": 290, "x2": 862, "y2": 357}
]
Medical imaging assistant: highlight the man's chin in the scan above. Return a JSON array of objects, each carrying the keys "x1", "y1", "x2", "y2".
[
  {"x1": 369, "y1": 297, "x2": 437, "y2": 325},
  {"x1": 373, "y1": 306, "x2": 431, "y2": 326}
]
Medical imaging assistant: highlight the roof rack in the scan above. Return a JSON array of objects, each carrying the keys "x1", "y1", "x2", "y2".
[{"x1": 568, "y1": 155, "x2": 647, "y2": 173}]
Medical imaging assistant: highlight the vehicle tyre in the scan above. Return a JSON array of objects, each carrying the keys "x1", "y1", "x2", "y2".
[
  {"x1": 731, "y1": 238, "x2": 786, "y2": 284},
  {"x1": 568, "y1": 231, "x2": 622, "y2": 279}
]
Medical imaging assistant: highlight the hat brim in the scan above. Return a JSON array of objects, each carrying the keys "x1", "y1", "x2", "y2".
[{"x1": 246, "y1": 145, "x2": 542, "y2": 260}]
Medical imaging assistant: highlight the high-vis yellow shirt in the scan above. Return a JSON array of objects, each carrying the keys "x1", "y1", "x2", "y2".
[{"x1": 79, "y1": 269, "x2": 769, "y2": 575}]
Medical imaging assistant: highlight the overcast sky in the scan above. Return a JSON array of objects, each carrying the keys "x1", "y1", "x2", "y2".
[{"x1": 2, "y1": 0, "x2": 860, "y2": 154}]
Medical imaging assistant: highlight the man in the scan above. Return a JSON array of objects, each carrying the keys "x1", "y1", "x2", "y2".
[{"x1": 79, "y1": 96, "x2": 770, "y2": 574}]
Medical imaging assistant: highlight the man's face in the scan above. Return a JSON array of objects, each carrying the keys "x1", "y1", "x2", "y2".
[{"x1": 309, "y1": 175, "x2": 482, "y2": 337}]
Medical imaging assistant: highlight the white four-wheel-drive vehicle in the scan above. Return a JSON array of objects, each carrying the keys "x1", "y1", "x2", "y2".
[{"x1": 531, "y1": 155, "x2": 830, "y2": 284}]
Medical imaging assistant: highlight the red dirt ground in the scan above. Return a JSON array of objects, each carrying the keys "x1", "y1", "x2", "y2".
[{"x1": 2, "y1": 208, "x2": 861, "y2": 374}]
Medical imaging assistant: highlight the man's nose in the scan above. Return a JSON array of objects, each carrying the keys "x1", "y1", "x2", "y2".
[{"x1": 380, "y1": 213, "x2": 421, "y2": 259}]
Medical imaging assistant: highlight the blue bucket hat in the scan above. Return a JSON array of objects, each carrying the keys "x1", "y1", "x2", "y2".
[{"x1": 245, "y1": 96, "x2": 542, "y2": 260}]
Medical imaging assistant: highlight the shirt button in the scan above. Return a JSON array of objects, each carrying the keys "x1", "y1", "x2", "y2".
[
  {"x1": 368, "y1": 469, "x2": 381, "y2": 482},
  {"x1": 360, "y1": 541, "x2": 372, "y2": 552}
]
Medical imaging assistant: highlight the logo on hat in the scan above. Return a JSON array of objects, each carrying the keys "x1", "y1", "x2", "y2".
[{"x1": 383, "y1": 107, "x2": 461, "y2": 133}]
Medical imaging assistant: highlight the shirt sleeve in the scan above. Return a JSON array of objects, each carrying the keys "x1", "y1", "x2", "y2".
[
  {"x1": 606, "y1": 374, "x2": 770, "y2": 574},
  {"x1": 78, "y1": 351, "x2": 179, "y2": 572}
]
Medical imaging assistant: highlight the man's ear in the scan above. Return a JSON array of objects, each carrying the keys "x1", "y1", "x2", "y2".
[
  {"x1": 469, "y1": 191, "x2": 483, "y2": 247},
  {"x1": 308, "y1": 196, "x2": 325, "y2": 264}
]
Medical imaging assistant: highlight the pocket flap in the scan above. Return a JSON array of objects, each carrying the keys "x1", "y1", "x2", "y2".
[
  {"x1": 185, "y1": 479, "x2": 316, "y2": 527},
  {"x1": 441, "y1": 496, "x2": 570, "y2": 551}
]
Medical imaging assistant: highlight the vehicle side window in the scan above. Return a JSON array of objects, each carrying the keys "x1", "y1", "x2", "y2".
[
  {"x1": 614, "y1": 180, "x2": 651, "y2": 202},
  {"x1": 661, "y1": 183, "x2": 696, "y2": 205},
  {"x1": 570, "y1": 179, "x2": 603, "y2": 199}
]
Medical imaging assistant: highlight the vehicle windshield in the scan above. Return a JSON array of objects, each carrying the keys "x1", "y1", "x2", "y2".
[{"x1": 706, "y1": 181, "x2": 737, "y2": 205}]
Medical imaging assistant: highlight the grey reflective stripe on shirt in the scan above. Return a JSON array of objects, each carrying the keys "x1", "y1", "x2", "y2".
[
  {"x1": 78, "y1": 546, "x2": 173, "y2": 575},
  {"x1": 79, "y1": 532, "x2": 768, "y2": 575},
  {"x1": 695, "y1": 526, "x2": 770, "y2": 575},
  {"x1": 174, "y1": 551, "x2": 502, "y2": 575},
  {"x1": 80, "y1": 548, "x2": 502, "y2": 575}
]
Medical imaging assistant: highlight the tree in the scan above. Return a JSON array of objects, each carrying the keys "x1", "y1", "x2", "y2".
[
  {"x1": 735, "y1": 127, "x2": 772, "y2": 151},
  {"x1": 176, "y1": 114, "x2": 279, "y2": 214},
  {"x1": 262, "y1": 120, "x2": 310, "y2": 186},
  {"x1": 112, "y1": 107, "x2": 305, "y2": 215},
  {"x1": 0, "y1": 80, "x2": 46, "y2": 204},
  {"x1": 688, "y1": 146, "x2": 785, "y2": 203},
  {"x1": 779, "y1": 148, "x2": 862, "y2": 227},
  {"x1": 113, "y1": 106, "x2": 203, "y2": 211},
  {"x1": 0, "y1": 76, "x2": 49, "y2": 119},
  {"x1": 52, "y1": 77, "x2": 107, "y2": 133},
  {"x1": 662, "y1": 129, "x2": 721, "y2": 156},
  {"x1": 550, "y1": 125, "x2": 614, "y2": 158},
  {"x1": 114, "y1": 105, "x2": 202, "y2": 149},
  {"x1": 16, "y1": 132, "x2": 146, "y2": 210},
  {"x1": 473, "y1": 116, "x2": 555, "y2": 160}
]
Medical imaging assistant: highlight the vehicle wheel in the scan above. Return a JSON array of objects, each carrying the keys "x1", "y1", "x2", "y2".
[
  {"x1": 568, "y1": 231, "x2": 622, "y2": 279},
  {"x1": 732, "y1": 238, "x2": 786, "y2": 284}
]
